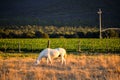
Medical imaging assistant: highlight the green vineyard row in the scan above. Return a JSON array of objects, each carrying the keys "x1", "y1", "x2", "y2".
[{"x1": 0, "y1": 38, "x2": 120, "y2": 53}]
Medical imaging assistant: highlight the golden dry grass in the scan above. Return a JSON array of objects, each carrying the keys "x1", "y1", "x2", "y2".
[{"x1": 0, "y1": 54, "x2": 120, "y2": 80}]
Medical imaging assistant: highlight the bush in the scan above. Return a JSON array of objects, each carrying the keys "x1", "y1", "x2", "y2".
[
  {"x1": 35, "y1": 31, "x2": 49, "y2": 38},
  {"x1": 103, "y1": 29, "x2": 119, "y2": 38}
]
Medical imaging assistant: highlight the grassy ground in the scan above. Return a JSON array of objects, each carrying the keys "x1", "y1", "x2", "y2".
[{"x1": 0, "y1": 53, "x2": 120, "y2": 80}]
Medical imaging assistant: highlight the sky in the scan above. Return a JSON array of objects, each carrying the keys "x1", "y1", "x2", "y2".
[{"x1": 0, "y1": 0, "x2": 120, "y2": 27}]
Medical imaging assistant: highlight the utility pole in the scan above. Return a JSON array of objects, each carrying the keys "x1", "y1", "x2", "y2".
[{"x1": 97, "y1": 9, "x2": 102, "y2": 39}]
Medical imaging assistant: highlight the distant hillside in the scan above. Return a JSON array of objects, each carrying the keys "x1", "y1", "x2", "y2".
[{"x1": 0, "y1": 0, "x2": 120, "y2": 27}]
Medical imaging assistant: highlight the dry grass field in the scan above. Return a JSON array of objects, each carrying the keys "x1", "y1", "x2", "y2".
[{"x1": 0, "y1": 53, "x2": 120, "y2": 80}]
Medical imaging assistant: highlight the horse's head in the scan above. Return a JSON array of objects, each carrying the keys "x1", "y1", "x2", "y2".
[{"x1": 34, "y1": 60, "x2": 40, "y2": 65}]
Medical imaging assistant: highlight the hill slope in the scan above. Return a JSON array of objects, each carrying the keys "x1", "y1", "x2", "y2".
[{"x1": 0, "y1": 0, "x2": 120, "y2": 27}]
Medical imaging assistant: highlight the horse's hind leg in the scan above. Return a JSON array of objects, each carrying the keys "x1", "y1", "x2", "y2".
[
  {"x1": 61, "y1": 56, "x2": 66, "y2": 65},
  {"x1": 63, "y1": 57, "x2": 66, "y2": 65},
  {"x1": 61, "y1": 56, "x2": 65, "y2": 65},
  {"x1": 64, "y1": 57, "x2": 66, "y2": 63}
]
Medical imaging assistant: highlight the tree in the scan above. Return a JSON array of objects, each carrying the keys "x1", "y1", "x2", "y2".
[
  {"x1": 108, "y1": 29, "x2": 119, "y2": 38},
  {"x1": 35, "y1": 31, "x2": 49, "y2": 38}
]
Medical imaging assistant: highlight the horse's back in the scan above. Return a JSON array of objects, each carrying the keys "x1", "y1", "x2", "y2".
[
  {"x1": 55, "y1": 48, "x2": 66, "y2": 56},
  {"x1": 50, "y1": 49, "x2": 60, "y2": 58},
  {"x1": 39, "y1": 48, "x2": 50, "y2": 57}
]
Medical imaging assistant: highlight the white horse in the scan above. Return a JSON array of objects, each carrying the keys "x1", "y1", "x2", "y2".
[
  {"x1": 55, "y1": 48, "x2": 66, "y2": 64},
  {"x1": 35, "y1": 48, "x2": 66, "y2": 65}
]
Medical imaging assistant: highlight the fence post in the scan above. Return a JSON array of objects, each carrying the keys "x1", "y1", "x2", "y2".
[
  {"x1": 78, "y1": 40, "x2": 81, "y2": 52},
  {"x1": 18, "y1": 42, "x2": 21, "y2": 52},
  {"x1": 47, "y1": 40, "x2": 50, "y2": 48}
]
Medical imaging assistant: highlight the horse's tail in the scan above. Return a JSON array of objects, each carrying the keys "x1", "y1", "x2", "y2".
[{"x1": 64, "y1": 52, "x2": 67, "y2": 58}]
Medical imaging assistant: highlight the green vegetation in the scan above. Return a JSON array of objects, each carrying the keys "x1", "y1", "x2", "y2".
[
  {"x1": 0, "y1": 38, "x2": 120, "y2": 53},
  {"x1": 0, "y1": 25, "x2": 120, "y2": 38}
]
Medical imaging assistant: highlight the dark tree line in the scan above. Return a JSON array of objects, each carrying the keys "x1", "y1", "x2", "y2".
[{"x1": 0, "y1": 25, "x2": 119, "y2": 38}]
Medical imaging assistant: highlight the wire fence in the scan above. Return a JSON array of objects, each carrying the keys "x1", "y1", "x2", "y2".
[{"x1": 0, "y1": 38, "x2": 120, "y2": 53}]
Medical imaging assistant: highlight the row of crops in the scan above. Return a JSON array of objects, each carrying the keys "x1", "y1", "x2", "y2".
[{"x1": 0, "y1": 38, "x2": 120, "y2": 53}]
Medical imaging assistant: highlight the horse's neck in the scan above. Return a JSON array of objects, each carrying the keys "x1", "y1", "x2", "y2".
[
  {"x1": 37, "y1": 54, "x2": 42, "y2": 61},
  {"x1": 37, "y1": 48, "x2": 51, "y2": 61}
]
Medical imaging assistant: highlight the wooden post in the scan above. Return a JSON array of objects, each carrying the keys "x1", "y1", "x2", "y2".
[
  {"x1": 47, "y1": 40, "x2": 50, "y2": 48},
  {"x1": 78, "y1": 40, "x2": 81, "y2": 52}
]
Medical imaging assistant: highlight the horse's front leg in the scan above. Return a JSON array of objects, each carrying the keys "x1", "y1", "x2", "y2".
[
  {"x1": 47, "y1": 58, "x2": 49, "y2": 64},
  {"x1": 46, "y1": 58, "x2": 52, "y2": 64},
  {"x1": 47, "y1": 56, "x2": 52, "y2": 64}
]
